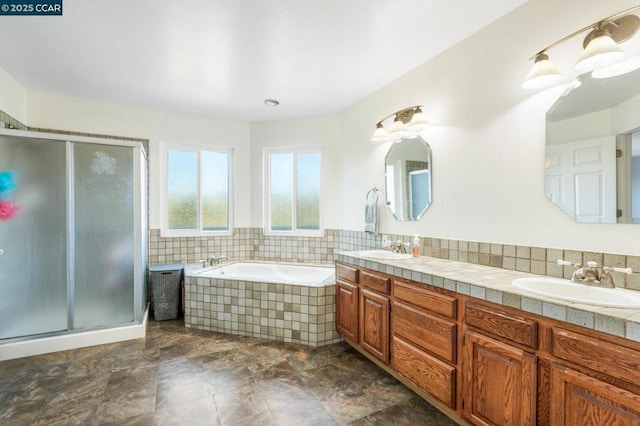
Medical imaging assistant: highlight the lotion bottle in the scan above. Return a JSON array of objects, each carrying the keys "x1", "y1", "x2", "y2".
[{"x1": 412, "y1": 234, "x2": 420, "y2": 257}]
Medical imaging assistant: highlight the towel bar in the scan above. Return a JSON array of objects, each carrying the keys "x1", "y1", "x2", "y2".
[{"x1": 366, "y1": 187, "x2": 379, "y2": 203}]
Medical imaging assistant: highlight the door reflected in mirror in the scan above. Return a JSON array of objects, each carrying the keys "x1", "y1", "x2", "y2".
[
  {"x1": 384, "y1": 135, "x2": 432, "y2": 221},
  {"x1": 546, "y1": 69, "x2": 640, "y2": 223}
]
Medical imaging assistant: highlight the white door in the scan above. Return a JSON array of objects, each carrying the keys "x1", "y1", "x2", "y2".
[{"x1": 546, "y1": 136, "x2": 616, "y2": 223}]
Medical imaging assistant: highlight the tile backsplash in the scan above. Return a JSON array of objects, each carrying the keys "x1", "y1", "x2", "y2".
[{"x1": 149, "y1": 228, "x2": 640, "y2": 290}]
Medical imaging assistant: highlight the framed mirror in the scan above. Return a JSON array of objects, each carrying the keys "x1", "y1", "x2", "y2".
[
  {"x1": 384, "y1": 135, "x2": 432, "y2": 221},
  {"x1": 545, "y1": 69, "x2": 640, "y2": 223}
]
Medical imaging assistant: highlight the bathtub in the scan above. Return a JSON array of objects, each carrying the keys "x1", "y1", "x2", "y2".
[
  {"x1": 188, "y1": 262, "x2": 334, "y2": 286},
  {"x1": 183, "y1": 261, "x2": 341, "y2": 347}
]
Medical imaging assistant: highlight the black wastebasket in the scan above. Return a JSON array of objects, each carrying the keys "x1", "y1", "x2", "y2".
[{"x1": 150, "y1": 263, "x2": 183, "y2": 320}]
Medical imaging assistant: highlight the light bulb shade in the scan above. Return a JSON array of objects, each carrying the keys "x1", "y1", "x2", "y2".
[
  {"x1": 592, "y1": 54, "x2": 640, "y2": 78},
  {"x1": 371, "y1": 124, "x2": 389, "y2": 142},
  {"x1": 408, "y1": 108, "x2": 430, "y2": 130},
  {"x1": 389, "y1": 117, "x2": 408, "y2": 137},
  {"x1": 575, "y1": 29, "x2": 625, "y2": 75},
  {"x1": 522, "y1": 53, "x2": 562, "y2": 89}
]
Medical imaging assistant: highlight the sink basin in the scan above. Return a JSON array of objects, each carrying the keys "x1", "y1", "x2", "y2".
[
  {"x1": 512, "y1": 277, "x2": 640, "y2": 308},
  {"x1": 357, "y1": 250, "x2": 413, "y2": 260}
]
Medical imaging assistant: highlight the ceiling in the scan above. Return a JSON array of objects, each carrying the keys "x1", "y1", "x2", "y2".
[{"x1": 1, "y1": 0, "x2": 526, "y2": 121}]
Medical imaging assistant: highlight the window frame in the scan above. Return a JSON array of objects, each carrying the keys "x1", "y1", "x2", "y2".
[
  {"x1": 160, "y1": 141, "x2": 234, "y2": 238},
  {"x1": 263, "y1": 145, "x2": 323, "y2": 237}
]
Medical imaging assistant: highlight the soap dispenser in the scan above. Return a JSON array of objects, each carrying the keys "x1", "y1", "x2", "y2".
[{"x1": 412, "y1": 235, "x2": 420, "y2": 257}]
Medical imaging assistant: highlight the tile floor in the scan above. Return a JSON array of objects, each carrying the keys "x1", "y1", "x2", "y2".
[{"x1": 0, "y1": 320, "x2": 456, "y2": 425}]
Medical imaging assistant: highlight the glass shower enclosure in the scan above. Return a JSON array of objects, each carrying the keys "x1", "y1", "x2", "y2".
[{"x1": 0, "y1": 130, "x2": 147, "y2": 341}]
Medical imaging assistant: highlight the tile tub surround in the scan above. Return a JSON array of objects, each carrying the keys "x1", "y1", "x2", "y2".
[
  {"x1": 184, "y1": 275, "x2": 341, "y2": 347},
  {"x1": 336, "y1": 251, "x2": 640, "y2": 343},
  {"x1": 148, "y1": 228, "x2": 338, "y2": 266}
]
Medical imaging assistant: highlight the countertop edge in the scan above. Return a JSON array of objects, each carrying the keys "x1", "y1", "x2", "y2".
[{"x1": 335, "y1": 251, "x2": 640, "y2": 343}]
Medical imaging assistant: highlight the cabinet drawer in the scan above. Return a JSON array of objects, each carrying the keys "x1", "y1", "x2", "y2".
[
  {"x1": 465, "y1": 302, "x2": 538, "y2": 349},
  {"x1": 336, "y1": 263, "x2": 359, "y2": 283},
  {"x1": 551, "y1": 327, "x2": 640, "y2": 386},
  {"x1": 360, "y1": 270, "x2": 390, "y2": 295},
  {"x1": 392, "y1": 335, "x2": 456, "y2": 409},
  {"x1": 393, "y1": 279, "x2": 457, "y2": 319},
  {"x1": 392, "y1": 300, "x2": 456, "y2": 363}
]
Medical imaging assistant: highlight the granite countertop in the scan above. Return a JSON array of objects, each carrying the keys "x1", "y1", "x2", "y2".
[{"x1": 335, "y1": 250, "x2": 640, "y2": 343}]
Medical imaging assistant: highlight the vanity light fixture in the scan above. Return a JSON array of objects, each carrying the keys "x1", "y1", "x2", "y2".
[
  {"x1": 523, "y1": 5, "x2": 640, "y2": 89},
  {"x1": 371, "y1": 105, "x2": 430, "y2": 143}
]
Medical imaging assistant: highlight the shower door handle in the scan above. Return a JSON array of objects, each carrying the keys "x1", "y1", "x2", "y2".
[{"x1": 0, "y1": 249, "x2": 4, "y2": 256}]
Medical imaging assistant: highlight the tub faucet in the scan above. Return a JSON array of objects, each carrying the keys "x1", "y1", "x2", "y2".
[{"x1": 210, "y1": 255, "x2": 229, "y2": 266}]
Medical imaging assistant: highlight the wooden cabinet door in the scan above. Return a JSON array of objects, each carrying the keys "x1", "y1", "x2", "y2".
[
  {"x1": 336, "y1": 280, "x2": 358, "y2": 342},
  {"x1": 462, "y1": 330, "x2": 537, "y2": 426},
  {"x1": 359, "y1": 288, "x2": 390, "y2": 364},
  {"x1": 550, "y1": 363, "x2": 640, "y2": 425}
]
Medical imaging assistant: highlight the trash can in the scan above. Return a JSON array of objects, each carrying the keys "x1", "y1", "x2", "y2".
[{"x1": 150, "y1": 263, "x2": 183, "y2": 320}]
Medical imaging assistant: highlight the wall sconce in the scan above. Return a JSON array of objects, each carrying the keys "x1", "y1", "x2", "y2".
[
  {"x1": 371, "y1": 105, "x2": 430, "y2": 143},
  {"x1": 523, "y1": 5, "x2": 640, "y2": 89}
]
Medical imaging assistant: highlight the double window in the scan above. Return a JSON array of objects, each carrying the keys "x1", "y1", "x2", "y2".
[
  {"x1": 160, "y1": 142, "x2": 233, "y2": 236},
  {"x1": 264, "y1": 147, "x2": 322, "y2": 236}
]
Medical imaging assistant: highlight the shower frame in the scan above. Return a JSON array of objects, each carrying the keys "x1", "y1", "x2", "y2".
[{"x1": 0, "y1": 128, "x2": 148, "y2": 347}]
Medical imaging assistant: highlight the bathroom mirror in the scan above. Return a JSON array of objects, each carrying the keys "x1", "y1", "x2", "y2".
[
  {"x1": 545, "y1": 69, "x2": 640, "y2": 223},
  {"x1": 384, "y1": 135, "x2": 432, "y2": 221}
]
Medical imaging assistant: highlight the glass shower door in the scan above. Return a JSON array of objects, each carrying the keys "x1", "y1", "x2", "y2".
[
  {"x1": 73, "y1": 143, "x2": 135, "y2": 328},
  {"x1": 0, "y1": 136, "x2": 68, "y2": 339}
]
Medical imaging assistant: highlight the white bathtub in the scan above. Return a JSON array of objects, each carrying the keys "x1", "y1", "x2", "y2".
[{"x1": 187, "y1": 262, "x2": 335, "y2": 286}]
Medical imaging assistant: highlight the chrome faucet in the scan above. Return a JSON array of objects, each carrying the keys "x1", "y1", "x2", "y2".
[
  {"x1": 558, "y1": 259, "x2": 632, "y2": 288},
  {"x1": 389, "y1": 240, "x2": 407, "y2": 254},
  {"x1": 582, "y1": 261, "x2": 602, "y2": 284},
  {"x1": 210, "y1": 255, "x2": 229, "y2": 266}
]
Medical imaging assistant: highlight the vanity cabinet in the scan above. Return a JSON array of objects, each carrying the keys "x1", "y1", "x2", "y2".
[
  {"x1": 462, "y1": 330, "x2": 537, "y2": 425},
  {"x1": 462, "y1": 301, "x2": 538, "y2": 425},
  {"x1": 336, "y1": 280, "x2": 358, "y2": 342},
  {"x1": 335, "y1": 262, "x2": 390, "y2": 364},
  {"x1": 334, "y1": 260, "x2": 640, "y2": 426},
  {"x1": 335, "y1": 263, "x2": 359, "y2": 342},
  {"x1": 391, "y1": 279, "x2": 458, "y2": 408},
  {"x1": 548, "y1": 326, "x2": 640, "y2": 425},
  {"x1": 359, "y1": 287, "x2": 390, "y2": 364},
  {"x1": 550, "y1": 364, "x2": 640, "y2": 425},
  {"x1": 358, "y1": 269, "x2": 391, "y2": 364}
]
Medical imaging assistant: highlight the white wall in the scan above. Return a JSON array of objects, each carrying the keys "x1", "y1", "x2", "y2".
[
  {"x1": 0, "y1": 67, "x2": 27, "y2": 124},
  {"x1": 26, "y1": 91, "x2": 251, "y2": 229},
  {"x1": 336, "y1": 0, "x2": 640, "y2": 255}
]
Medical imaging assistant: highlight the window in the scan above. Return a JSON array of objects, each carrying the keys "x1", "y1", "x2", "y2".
[
  {"x1": 161, "y1": 142, "x2": 233, "y2": 236},
  {"x1": 264, "y1": 147, "x2": 322, "y2": 235}
]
